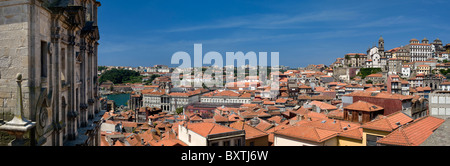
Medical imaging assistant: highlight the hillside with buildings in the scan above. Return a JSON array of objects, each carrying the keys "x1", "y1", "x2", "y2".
[{"x1": 98, "y1": 36, "x2": 450, "y2": 146}]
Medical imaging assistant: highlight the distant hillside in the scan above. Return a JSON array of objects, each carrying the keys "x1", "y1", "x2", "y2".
[{"x1": 99, "y1": 68, "x2": 142, "y2": 84}]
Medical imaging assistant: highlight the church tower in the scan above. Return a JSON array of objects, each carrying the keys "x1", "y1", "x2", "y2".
[{"x1": 378, "y1": 36, "x2": 385, "y2": 57}]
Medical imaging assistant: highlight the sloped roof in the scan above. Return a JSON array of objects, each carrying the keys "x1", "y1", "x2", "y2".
[
  {"x1": 185, "y1": 122, "x2": 240, "y2": 137},
  {"x1": 344, "y1": 91, "x2": 414, "y2": 100},
  {"x1": 377, "y1": 116, "x2": 444, "y2": 146},
  {"x1": 255, "y1": 118, "x2": 274, "y2": 131},
  {"x1": 362, "y1": 111, "x2": 414, "y2": 132},
  {"x1": 274, "y1": 125, "x2": 338, "y2": 143},
  {"x1": 344, "y1": 101, "x2": 384, "y2": 112},
  {"x1": 310, "y1": 101, "x2": 338, "y2": 110},
  {"x1": 230, "y1": 121, "x2": 268, "y2": 140}
]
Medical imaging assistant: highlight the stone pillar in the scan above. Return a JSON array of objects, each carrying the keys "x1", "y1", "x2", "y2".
[{"x1": 0, "y1": 74, "x2": 36, "y2": 146}]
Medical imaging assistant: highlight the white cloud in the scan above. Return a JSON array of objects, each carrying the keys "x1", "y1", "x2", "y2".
[{"x1": 163, "y1": 9, "x2": 361, "y2": 32}]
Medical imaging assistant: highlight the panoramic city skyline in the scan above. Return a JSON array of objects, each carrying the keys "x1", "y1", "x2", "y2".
[
  {"x1": 1, "y1": 0, "x2": 450, "y2": 151},
  {"x1": 98, "y1": 0, "x2": 450, "y2": 67}
]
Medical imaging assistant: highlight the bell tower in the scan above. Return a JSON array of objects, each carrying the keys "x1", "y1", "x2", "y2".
[{"x1": 378, "y1": 36, "x2": 385, "y2": 56}]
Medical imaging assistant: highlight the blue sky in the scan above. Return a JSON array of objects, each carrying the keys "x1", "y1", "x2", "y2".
[{"x1": 97, "y1": 0, "x2": 450, "y2": 68}]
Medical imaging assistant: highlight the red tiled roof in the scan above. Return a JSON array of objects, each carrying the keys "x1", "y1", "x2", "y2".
[
  {"x1": 327, "y1": 109, "x2": 344, "y2": 119},
  {"x1": 300, "y1": 119, "x2": 360, "y2": 133},
  {"x1": 310, "y1": 101, "x2": 338, "y2": 110},
  {"x1": 377, "y1": 116, "x2": 445, "y2": 146},
  {"x1": 344, "y1": 101, "x2": 384, "y2": 112},
  {"x1": 298, "y1": 84, "x2": 312, "y2": 89},
  {"x1": 213, "y1": 114, "x2": 229, "y2": 122},
  {"x1": 362, "y1": 111, "x2": 414, "y2": 132},
  {"x1": 228, "y1": 114, "x2": 244, "y2": 122},
  {"x1": 274, "y1": 125, "x2": 338, "y2": 143},
  {"x1": 230, "y1": 121, "x2": 268, "y2": 140},
  {"x1": 255, "y1": 118, "x2": 274, "y2": 131},
  {"x1": 339, "y1": 128, "x2": 363, "y2": 140},
  {"x1": 185, "y1": 122, "x2": 240, "y2": 137},
  {"x1": 276, "y1": 98, "x2": 288, "y2": 103},
  {"x1": 345, "y1": 91, "x2": 414, "y2": 100},
  {"x1": 148, "y1": 138, "x2": 187, "y2": 146},
  {"x1": 366, "y1": 73, "x2": 383, "y2": 78},
  {"x1": 141, "y1": 89, "x2": 166, "y2": 95},
  {"x1": 263, "y1": 100, "x2": 275, "y2": 105}
]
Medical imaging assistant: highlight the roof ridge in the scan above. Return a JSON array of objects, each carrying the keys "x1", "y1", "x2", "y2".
[
  {"x1": 398, "y1": 128, "x2": 413, "y2": 146},
  {"x1": 384, "y1": 117, "x2": 396, "y2": 130},
  {"x1": 312, "y1": 126, "x2": 321, "y2": 142},
  {"x1": 207, "y1": 123, "x2": 216, "y2": 135}
]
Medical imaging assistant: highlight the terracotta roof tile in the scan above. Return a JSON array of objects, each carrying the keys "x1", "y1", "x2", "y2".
[
  {"x1": 344, "y1": 101, "x2": 384, "y2": 112},
  {"x1": 377, "y1": 116, "x2": 445, "y2": 146},
  {"x1": 213, "y1": 114, "x2": 229, "y2": 122},
  {"x1": 366, "y1": 73, "x2": 383, "y2": 77},
  {"x1": 362, "y1": 111, "x2": 413, "y2": 132},
  {"x1": 310, "y1": 101, "x2": 338, "y2": 110},
  {"x1": 185, "y1": 122, "x2": 240, "y2": 137},
  {"x1": 339, "y1": 127, "x2": 363, "y2": 140},
  {"x1": 230, "y1": 121, "x2": 268, "y2": 140},
  {"x1": 274, "y1": 125, "x2": 338, "y2": 143},
  {"x1": 327, "y1": 109, "x2": 344, "y2": 119},
  {"x1": 255, "y1": 118, "x2": 274, "y2": 131}
]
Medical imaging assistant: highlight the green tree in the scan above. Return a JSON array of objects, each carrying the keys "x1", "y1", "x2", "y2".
[
  {"x1": 357, "y1": 68, "x2": 382, "y2": 79},
  {"x1": 99, "y1": 68, "x2": 141, "y2": 84},
  {"x1": 98, "y1": 66, "x2": 107, "y2": 71},
  {"x1": 440, "y1": 69, "x2": 450, "y2": 75},
  {"x1": 176, "y1": 107, "x2": 184, "y2": 115}
]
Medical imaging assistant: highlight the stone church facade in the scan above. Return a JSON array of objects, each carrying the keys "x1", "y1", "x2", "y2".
[{"x1": 0, "y1": 0, "x2": 102, "y2": 146}]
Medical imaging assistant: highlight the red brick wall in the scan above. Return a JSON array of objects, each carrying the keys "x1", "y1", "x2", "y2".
[{"x1": 352, "y1": 96, "x2": 402, "y2": 116}]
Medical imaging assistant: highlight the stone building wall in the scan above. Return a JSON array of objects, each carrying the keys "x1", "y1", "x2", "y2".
[
  {"x1": 0, "y1": 0, "x2": 102, "y2": 146},
  {"x1": 0, "y1": 0, "x2": 33, "y2": 144},
  {"x1": 0, "y1": 0, "x2": 31, "y2": 121}
]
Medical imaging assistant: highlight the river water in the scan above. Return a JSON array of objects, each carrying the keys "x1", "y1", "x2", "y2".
[{"x1": 103, "y1": 93, "x2": 130, "y2": 107}]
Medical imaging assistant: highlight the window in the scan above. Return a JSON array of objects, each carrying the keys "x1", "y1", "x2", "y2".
[
  {"x1": 41, "y1": 41, "x2": 48, "y2": 77},
  {"x1": 188, "y1": 134, "x2": 191, "y2": 143},
  {"x1": 223, "y1": 141, "x2": 230, "y2": 146},
  {"x1": 439, "y1": 108, "x2": 446, "y2": 115},
  {"x1": 235, "y1": 139, "x2": 241, "y2": 146},
  {"x1": 61, "y1": 48, "x2": 66, "y2": 81},
  {"x1": 438, "y1": 96, "x2": 445, "y2": 104},
  {"x1": 366, "y1": 134, "x2": 383, "y2": 146},
  {"x1": 358, "y1": 112, "x2": 362, "y2": 122}
]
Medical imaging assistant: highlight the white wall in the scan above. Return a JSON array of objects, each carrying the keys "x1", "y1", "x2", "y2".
[
  {"x1": 178, "y1": 124, "x2": 207, "y2": 146},
  {"x1": 274, "y1": 135, "x2": 319, "y2": 146}
]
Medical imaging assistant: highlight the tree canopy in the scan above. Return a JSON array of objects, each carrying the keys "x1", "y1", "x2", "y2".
[
  {"x1": 99, "y1": 68, "x2": 142, "y2": 84},
  {"x1": 357, "y1": 68, "x2": 382, "y2": 79}
]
